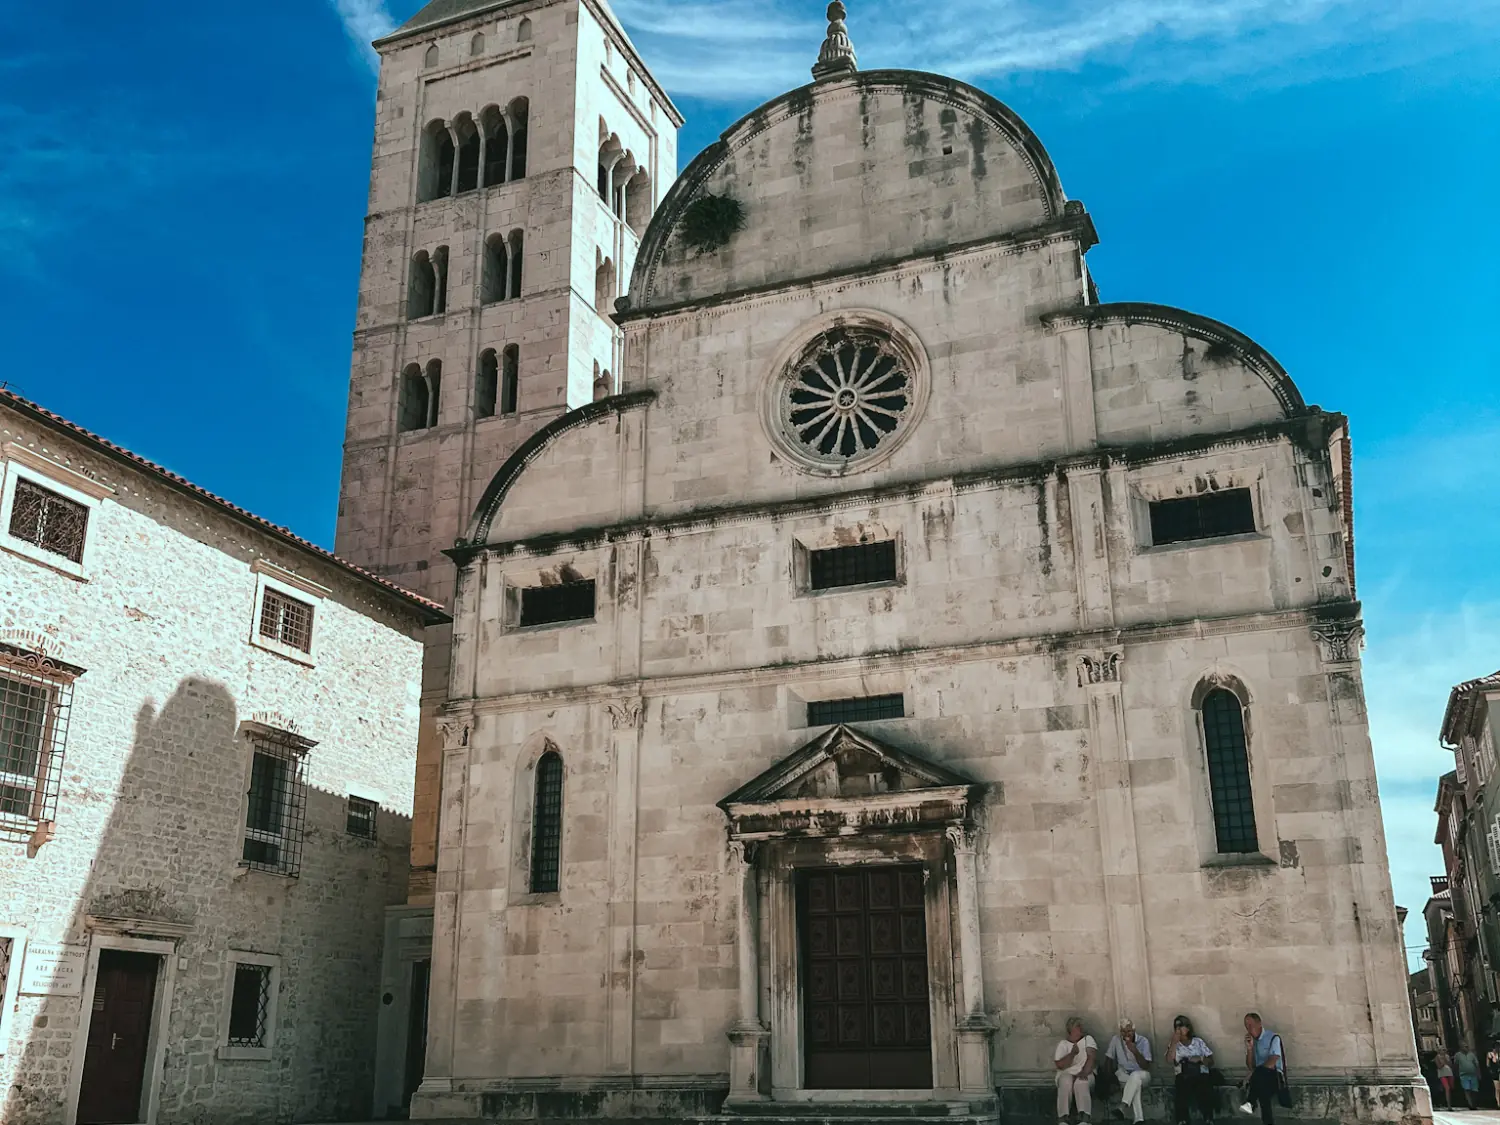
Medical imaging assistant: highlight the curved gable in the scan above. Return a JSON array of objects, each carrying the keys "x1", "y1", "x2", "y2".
[
  {"x1": 624, "y1": 70, "x2": 1068, "y2": 314},
  {"x1": 464, "y1": 391, "x2": 654, "y2": 546}
]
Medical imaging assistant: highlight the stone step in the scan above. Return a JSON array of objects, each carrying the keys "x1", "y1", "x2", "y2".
[{"x1": 713, "y1": 1100, "x2": 997, "y2": 1120}]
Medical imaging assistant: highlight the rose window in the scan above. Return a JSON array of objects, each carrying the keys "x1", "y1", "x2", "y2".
[{"x1": 780, "y1": 328, "x2": 913, "y2": 464}]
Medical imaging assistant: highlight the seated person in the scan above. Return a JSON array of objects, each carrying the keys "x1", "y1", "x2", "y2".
[
  {"x1": 1104, "y1": 1018, "x2": 1153, "y2": 1124},
  {"x1": 1055, "y1": 1016, "x2": 1099, "y2": 1125},
  {"x1": 1171, "y1": 1014, "x2": 1216, "y2": 1125}
]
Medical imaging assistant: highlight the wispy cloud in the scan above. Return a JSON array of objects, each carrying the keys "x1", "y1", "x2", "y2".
[
  {"x1": 328, "y1": 0, "x2": 398, "y2": 74},
  {"x1": 612, "y1": 0, "x2": 1498, "y2": 100}
]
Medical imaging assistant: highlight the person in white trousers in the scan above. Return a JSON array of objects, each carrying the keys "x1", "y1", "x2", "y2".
[
  {"x1": 1104, "y1": 1018, "x2": 1154, "y2": 1123},
  {"x1": 1054, "y1": 1016, "x2": 1099, "y2": 1124}
]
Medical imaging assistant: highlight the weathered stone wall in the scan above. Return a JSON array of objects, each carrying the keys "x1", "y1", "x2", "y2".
[{"x1": 0, "y1": 409, "x2": 425, "y2": 1125}]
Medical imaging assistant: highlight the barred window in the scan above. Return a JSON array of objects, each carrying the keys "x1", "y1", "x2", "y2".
[
  {"x1": 1202, "y1": 688, "x2": 1257, "y2": 854},
  {"x1": 227, "y1": 962, "x2": 271, "y2": 1047},
  {"x1": 519, "y1": 580, "x2": 595, "y2": 628},
  {"x1": 346, "y1": 795, "x2": 378, "y2": 839},
  {"x1": 242, "y1": 743, "x2": 307, "y2": 876},
  {"x1": 258, "y1": 589, "x2": 314, "y2": 653},
  {"x1": 1149, "y1": 488, "x2": 1256, "y2": 546},
  {"x1": 807, "y1": 693, "x2": 905, "y2": 726},
  {"x1": 8, "y1": 479, "x2": 89, "y2": 563},
  {"x1": 809, "y1": 540, "x2": 897, "y2": 591},
  {"x1": 530, "y1": 751, "x2": 563, "y2": 894},
  {"x1": 0, "y1": 644, "x2": 78, "y2": 838}
]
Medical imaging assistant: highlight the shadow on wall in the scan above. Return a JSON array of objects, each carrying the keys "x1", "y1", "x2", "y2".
[{"x1": 3, "y1": 676, "x2": 408, "y2": 1125}]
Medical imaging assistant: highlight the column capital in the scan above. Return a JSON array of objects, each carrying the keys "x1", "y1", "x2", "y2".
[
  {"x1": 945, "y1": 824, "x2": 978, "y2": 854},
  {"x1": 1077, "y1": 649, "x2": 1123, "y2": 688},
  {"x1": 436, "y1": 717, "x2": 470, "y2": 750},
  {"x1": 1311, "y1": 617, "x2": 1364, "y2": 666},
  {"x1": 606, "y1": 697, "x2": 644, "y2": 730}
]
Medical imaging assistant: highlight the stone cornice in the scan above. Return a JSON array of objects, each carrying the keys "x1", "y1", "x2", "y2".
[{"x1": 451, "y1": 602, "x2": 1361, "y2": 716}]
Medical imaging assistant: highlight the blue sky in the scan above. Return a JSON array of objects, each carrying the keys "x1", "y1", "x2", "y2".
[{"x1": 4, "y1": 0, "x2": 1498, "y2": 965}]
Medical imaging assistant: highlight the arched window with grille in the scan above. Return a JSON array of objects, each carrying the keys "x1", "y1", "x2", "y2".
[
  {"x1": 1201, "y1": 687, "x2": 1257, "y2": 853},
  {"x1": 530, "y1": 751, "x2": 563, "y2": 893}
]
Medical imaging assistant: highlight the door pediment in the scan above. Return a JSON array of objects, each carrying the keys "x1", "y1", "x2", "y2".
[{"x1": 717, "y1": 724, "x2": 982, "y2": 841}]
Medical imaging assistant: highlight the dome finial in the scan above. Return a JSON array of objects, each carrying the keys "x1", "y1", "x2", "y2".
[{"x1": 812, "y1": 1, "x2": 857, "y2": 80}]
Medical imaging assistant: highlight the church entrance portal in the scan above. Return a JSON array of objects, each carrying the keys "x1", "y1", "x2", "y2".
[{"x1": 800, "y1": 865, "x2": 932, "y2": 1089}]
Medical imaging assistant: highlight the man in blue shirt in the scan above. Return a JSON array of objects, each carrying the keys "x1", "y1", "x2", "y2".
[
  {"x1": 1103, "y1": 1018, "x2": 1153, "y2": 1123},
  {"x1": 1239, "y1": 1012, "x2": 1284, "y2": 1124}
]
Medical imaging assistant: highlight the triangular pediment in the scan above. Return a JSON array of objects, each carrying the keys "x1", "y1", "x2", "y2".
[{"x1": 719, "y1": 724, "x2": 976, "y2": 808}]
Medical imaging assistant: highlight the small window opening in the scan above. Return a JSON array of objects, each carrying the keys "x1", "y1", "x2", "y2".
[
  {"x1": 407, "y1": 250, "x2": 436, "y2": 318},
  {"x1": 228, "y1": 962, "x2": 271, "y2": 1046},
  {"x1": 0, "y1": 646, "x2": 74, "y2": 831},
  {"x1": 454, "y1": 117, "x2": 480, "y2": 194},
  {"x1": 470, "y1": 31, "x2": 485, "y2": 55},
  {"x1": 530, "y1": 751, "x2": 563, "y2": 893},
  {"x1": 259, "y1": 588, "x2": 315, "y2": 652},
  {"x1": 594, "y1": 370, "x2": 611, "y2": 401},
  {"x1": 594, "y1": 256, "x2": 615, "y2": 312},
  {"x1": 346, "y1": 795, "x2": 378, "y2": 839},
  {"x1": 807, "y1": 693, "x2": 905, "y2": 726},
  {"x1": 1203, "y1": 688, "x2": 1257, "y2": 854},
  {"x1": 517, "y1": 17, "x2": 532, "y2": 42},
  {"x1": 8, "y1": 479, "x2": 88, "y2": 564},
  {"x1": 431, "y1": 246, "x2": 449, "y2": 315},
  {"x1": 424, "y1": 360, "x2": 443, "y2": 428},
  {"x1": 423, "y1": 43, "x2": 439, "y2": 68},
  {"x1": 519, "y1": 580, "x2": 595, "y2": 627},
  {"x1": 624, "y1": 169, "x2": 651, "y2": 235},
  {"x1": 482, "y1": 233, "x2": 509, "y2": 303},
  {"x1": 476, "y1": 350, "x2": 498, "y2": 418},
  {"x1": 507, "y1": 230, "x2": 523, "y2": 297},
  {"x1": 242, "y1": 741, "x2": 307, "y2": 875},
  {"x1": 810, "y1": 540, "x2": 897, "y2": 590},
  {"x1": 481, "y1": 107, "x2": 508, "y2": 187},
  {"x1": 1149, "y1": 488, "x2": 1256, "y2": 546},
  {"x1": 398, "y1": 364, "x2": 429, "y2": 432},
  {"x1": 508, "y1": 98, "x2": 529, "y2": 179},
  {"x1": 500, "y1": 346, "x2": 519, "y2": 414},
  {"x1": 419, "y1": 122, "x2": 456, "y2": 201}
]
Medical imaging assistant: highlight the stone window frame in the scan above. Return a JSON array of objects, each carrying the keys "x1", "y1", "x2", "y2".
[
  {"x1": 785, "y1": 671, "x2": 908, "y2": 730},
  {"x1": 217, "y1": 950, "x2": 282, "y2": 1061},
  {"x1": 0, "y1": 443, "x2": 113, "y2": 581},
  {"x1": 234, "y1": 719, "x2": 317, "y2": 880},
  {"x1": 501, "y1": 558, "x2": 601, "y2": 634},
  {"x1": 1128, "y1": 462, "x2": 1268, "y2": 554},
  {"x1": 508, "y1": 733, "x2": 566, "y2": 905},
  {"x1": 791, "y1": 522, "x2": 905, "y2": 598},
  {"x1": 248, "y1": 560, "x2": 328, "y2": 667},
  {"x1": 1184, "y1": 670, "x2": 1277, "y2": 869},
  {"x1": 0, "y1": 924, "x2": 27, "y2": 1055}
]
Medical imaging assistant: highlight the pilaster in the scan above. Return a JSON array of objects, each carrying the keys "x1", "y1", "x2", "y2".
[
  {"x1": 725, "y1": 840, "x2": 770, "y2": 1104},
  {"x1": 604, "y1": 696, "x2": 644, "y2": 1073}
]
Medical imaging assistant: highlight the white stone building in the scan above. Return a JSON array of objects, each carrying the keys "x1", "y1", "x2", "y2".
[
  {"x1": 331, "y1": 0, "x2": 681, "y2": 1110},
  {"x1": 0, "y1": 390, "x2": 447, "y2": 1125},
  {"x1": 411, "y1": 9, "x2": 1425, "y2": 1125}
]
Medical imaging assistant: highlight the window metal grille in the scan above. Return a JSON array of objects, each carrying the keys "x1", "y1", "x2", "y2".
[
  {"x1": 227, "y1": 962, "x2": 271, "y2": 1047},
  {"x1": 0, "y1": 936, "x2": 11, "y2": 998},
  {"x1": 346, "y1": 795, "x2": 378, "y2": 839},
  {"x1": 530, "y1": 752, "x2": 563, "y2": 893},
  {"x1": 519, "y1": 580, "x2": 595, "y2": 628},
  {"x1": 258, "y1": 589, "x2": 314, "y2": 653},
  {"x1": 242, "y1": 742, "x2": 307, "y2": 876},
  {"x1": 9, "y1": 479, "x2": 88, "y2": 563},
  {"x1": 1202, "y1": 688, "x2": 1257, "y2": 854},
  {"x1": 809, "y1": 540, "x2": 898, "y2": 590},
  {"x1": 0, "y1": 644, "x2": 77, "y2": 839},
  {"x1": 807, "y1": 693, "x2": 905, "y2": 726},
  {"x1": 1149, "y1": 488, "x2": 1256, "y2": 546}
]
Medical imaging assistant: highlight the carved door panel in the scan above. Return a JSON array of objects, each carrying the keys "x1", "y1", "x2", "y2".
[
  {"x1": 800, "y1": 865, "x2": 932, "y2": 1089},
  {"x1": 76, "y1": 950, "x2": 159, "y2": 1124}
]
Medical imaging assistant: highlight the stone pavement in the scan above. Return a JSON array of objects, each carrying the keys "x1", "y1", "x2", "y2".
[{"x1": 1436, "y1": 1114, "x2": 1500, "y2": 1125}]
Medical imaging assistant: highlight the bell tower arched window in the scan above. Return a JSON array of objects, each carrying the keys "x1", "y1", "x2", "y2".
[
  {"x1": 530, "y1": 751, "x2": 563, "y2": 893},
  {"x1": 1202, "y1": 688, "x2": 1257, "y2": 854}
]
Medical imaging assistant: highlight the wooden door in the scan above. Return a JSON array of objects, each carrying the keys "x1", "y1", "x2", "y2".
[
  {"x1": 800, "y1": 866, "x2": 932, "y2": 1089},
  {"x1": 77, "y1": 950, "x2": 160, "y2": 1124}
]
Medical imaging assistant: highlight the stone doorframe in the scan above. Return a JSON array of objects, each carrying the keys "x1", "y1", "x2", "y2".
[{"x1": 718, "y1": 724, "x2": 995, "y2": 1105}]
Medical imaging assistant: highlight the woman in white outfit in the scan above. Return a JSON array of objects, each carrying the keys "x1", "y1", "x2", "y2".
[
  {"x1": 1054, "y1": 1016, "x2": 1099, "y2": 1124},
  {"x1": 1171, "y1": 1015, "x2": 1217, "y2": 1125}
]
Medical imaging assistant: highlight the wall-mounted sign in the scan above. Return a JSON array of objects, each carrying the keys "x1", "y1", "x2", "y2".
[{"x1": 20, "y1": 942, "x2": 88, "y2": 996}]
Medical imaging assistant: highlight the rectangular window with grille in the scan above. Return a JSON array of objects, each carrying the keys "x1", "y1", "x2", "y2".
[
  {"x1": 346, "y1": 795, "x2": 377, "y2": 839},
  {"x1": 0, "y1": 645, "x2": 77, "y2": 837},
  {"x1": 1148, "y1": 488, "x2": 1256, "y2": 546},
  {"x1": 258, "y1": 589, "x2": 315, "y2": 653},
  {"x1": 227, "y1": 962, "x2": 271, "y2": 1047},
  {"x1": 809, "y1": 540, "x2": 898, "y2": 591},
  {"x1": 518, "y1": 580, "x2": 595, "y2": 627},
  {"x1": 807, "y1": 693, "x2": 905, "y2": 726},
  {"x1": 8, "y1": 479, "x2": 89, "y2": 564},
  {"x1": 242, "y1": 743, "x2": 306, "y2": 876}
]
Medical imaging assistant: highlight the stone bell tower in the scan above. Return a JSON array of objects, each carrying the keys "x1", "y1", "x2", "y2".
[{"x1": 333, "y1": 0, "x2": 679, "y2": 1113}]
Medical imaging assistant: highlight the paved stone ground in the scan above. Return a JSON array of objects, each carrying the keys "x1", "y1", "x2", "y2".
[{"x1": 1435, "y1": 1113, "x2": 1500, "y2": 1125}]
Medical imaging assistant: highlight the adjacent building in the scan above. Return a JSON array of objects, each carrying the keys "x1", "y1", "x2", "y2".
[
  {"x1": 411, "y1": 8, "x2": 1422, "y2": 1124},
  {"x1": 0, "y1": 390, "x2": 448, "y2": 1125},
  {"x1": 331, "y1": 0, "x2": 681, "y2": 1111}
]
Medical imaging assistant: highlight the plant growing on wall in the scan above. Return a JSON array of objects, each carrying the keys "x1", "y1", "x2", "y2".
[{"x1": 678, "y1": 193, "x2": 745, "y2": 255}]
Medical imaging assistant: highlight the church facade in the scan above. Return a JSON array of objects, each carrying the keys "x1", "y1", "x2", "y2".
[{"x1": 408, "y1": 8, "x2": 1425, "y2": 1124}]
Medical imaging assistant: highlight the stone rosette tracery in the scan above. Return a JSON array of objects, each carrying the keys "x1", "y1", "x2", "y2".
[{"x1": 763, "y1": 311, "x2": 929, "y2": 476}]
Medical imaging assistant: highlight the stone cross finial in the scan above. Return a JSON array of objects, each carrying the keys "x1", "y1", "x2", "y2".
[{"x1": 812, "y1": 1, "x2": 857, "y2": 80}]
